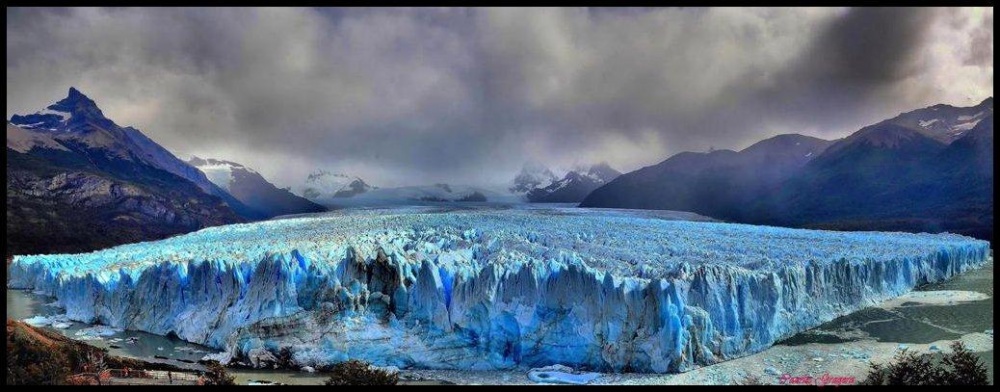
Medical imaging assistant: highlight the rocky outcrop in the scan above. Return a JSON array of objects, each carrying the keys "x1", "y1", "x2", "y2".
[{"x1": 6, "y1": 147, "x2": 242, "y2": 255}]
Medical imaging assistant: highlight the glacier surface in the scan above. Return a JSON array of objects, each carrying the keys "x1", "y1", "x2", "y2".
[{"x1": 7, "y1": 207, "x2": 990, "y2": 373}]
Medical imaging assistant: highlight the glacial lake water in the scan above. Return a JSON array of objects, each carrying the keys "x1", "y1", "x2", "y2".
[
  {"x1": 7, "y1": 261, "x2": 992, "y2": 385},
  {"x1": 5, "y1": 288, "x2": 219, "y2": 371}
]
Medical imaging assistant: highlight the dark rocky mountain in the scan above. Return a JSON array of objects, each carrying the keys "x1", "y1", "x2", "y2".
[
  {"x1": 581, "y1": 134, "x2": 834, "y2": 217},
  {"x1": 581, "y1": 98, "x2": 994, "y2": 243},
  {"x1": 6, "y1": 88, "x2": 250, "y2": 255},
  {"x1": 527, "y1": 162, "x2": 622, "y2": 203},
  {"x1": 765, "y1": 111, "x2": 993, "y2": 240},
  {"x1": 7, "y1": 124, "x2": 243, "y2": 256},
  {"x1": 9, "y1": 87, "x2": 262, "y2": 220},
  {"x1": 188, "y1": 157, "x2": 326, "y2": 218},
  {"x1": 881, "y1": 97, "x2": 992, "y2": 144}
]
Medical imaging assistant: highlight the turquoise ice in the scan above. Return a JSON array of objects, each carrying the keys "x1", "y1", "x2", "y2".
[{"x1": 7, "y1": 207, "x2": 990, "y2": 373}]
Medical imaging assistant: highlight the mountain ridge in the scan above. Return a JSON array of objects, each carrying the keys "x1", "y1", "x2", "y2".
[
  {"x1": 6, "y1": 88, "x2": 250, "y2": 255},
  {"x1": 525, "y1": 162, "x2": 622, "y2": 203},
  {"x1": 581, "y1": 99, "x2": 993, "y2": 243},
  {"x1": 188, "y1": 156, "x2": 326, "y2": 218}
]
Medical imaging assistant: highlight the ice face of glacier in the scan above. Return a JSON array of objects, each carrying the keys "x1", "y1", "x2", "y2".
[{"x1": 7, "y1": 207, "x2": 990, "y2": 373}]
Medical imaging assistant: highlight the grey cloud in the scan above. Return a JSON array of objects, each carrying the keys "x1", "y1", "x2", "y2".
[
  {"x1": 6, "y1": 7, "x2": 993, "y2": 188},
  {"x1": 966, "y1": 11, "x2": 993, "y2": 66},
  {"x1": 798, "y1": 7, "x2": 936, "y2": 84}
]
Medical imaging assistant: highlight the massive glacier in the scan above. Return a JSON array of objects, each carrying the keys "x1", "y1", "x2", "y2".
[{"x1": 7, "y1": 207, "x2": 990, "y2": 373}]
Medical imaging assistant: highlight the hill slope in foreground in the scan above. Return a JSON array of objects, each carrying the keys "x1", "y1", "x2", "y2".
[
  {"x1": 8, "y1": 207, "x2": 990, "y2": 374},
  {"x1": 6, "y1": 319, "x2": 183, "y2": 385}
]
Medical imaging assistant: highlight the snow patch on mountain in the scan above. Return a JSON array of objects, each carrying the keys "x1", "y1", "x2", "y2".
[
  {"x1": 6, "y1": 123, "x2": 70, "y2": 153},
  {"x1": 888, "y1": 98, "x2": 993, "y2": 144}
]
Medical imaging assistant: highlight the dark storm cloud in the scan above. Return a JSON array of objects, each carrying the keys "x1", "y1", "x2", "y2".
[
  {"x1": 801, "y1": 7, "x2": 935, "y2": 84},
  {"x1": 6, "y1": 7, "x2": 993, "y2": 188},
  {"x1": 729, "y1": 7, "x2": 946, "y2": 145}
]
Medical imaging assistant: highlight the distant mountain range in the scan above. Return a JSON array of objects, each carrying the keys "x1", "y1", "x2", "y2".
[
  {"x1": 7, "y1": 88, "x2": 247, "y2": 255},
  {"x1": 188, "y1": 157, "x2": 326, "y2": 218},
  {"x1": 582, "y1": 98, "x2": 994, "y2": 243},
  {"x1": 8, "y1": 87, "x2": 992, "y2": 254},
  {"x1": 297, "y1": 170, "x2": 534, "y2": 207},
  {"x1": 297, "y1": 170, "x2": 375, "y2": 203},
  {"x1": 311, "y1": 182, "x2": 518, "y2": 207},
  {"x1": 524, "y1": 162, "x2": 622, "y2": 203}
]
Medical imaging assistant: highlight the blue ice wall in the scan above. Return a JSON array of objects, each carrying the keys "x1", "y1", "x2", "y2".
[{"x1": 7, "y1": 208, "x2": 990, "y2": 373}]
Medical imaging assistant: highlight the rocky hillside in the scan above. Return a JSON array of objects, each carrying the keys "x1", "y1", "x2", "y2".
[{"x1": 6, "y1": 89, "x2": 246, "y2": 256}]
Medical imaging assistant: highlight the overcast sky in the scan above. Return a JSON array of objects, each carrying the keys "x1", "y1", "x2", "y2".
[{"x1": 6, "y1": 7, "x2": 994, "y2": 188}]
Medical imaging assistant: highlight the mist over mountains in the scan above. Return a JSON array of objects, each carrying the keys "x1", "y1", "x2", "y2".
[{"x1": 582, "y1": 98, "x2": 994, "y2": 242}]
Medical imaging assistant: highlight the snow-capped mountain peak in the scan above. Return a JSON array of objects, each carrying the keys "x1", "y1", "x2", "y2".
[
  {"x1": 10, "y1": 87, "x2": 111, "y2": 132},
  {"x1": 886, "y1": 97, "x2": 994, "y2": 144},
  {"x1": 298, "y1": 170, "x2": 374, "y2": 201},
  {"x1": 50, "y1": 87, "x2": 107, "y2": 120},
  {"x1": 509, "y1": 162, "x2": 558, "y2": 194},
  {"x1": 522, "y1": 162, "x2": 622, "y2": 203},
  {"x1": 8, "y1": 87, "x2": 263, "y2": 220}
]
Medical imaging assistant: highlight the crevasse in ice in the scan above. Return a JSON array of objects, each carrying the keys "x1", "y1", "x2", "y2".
[{"x1": 7, "y1": 208, "x2": 990, "y2": 373}]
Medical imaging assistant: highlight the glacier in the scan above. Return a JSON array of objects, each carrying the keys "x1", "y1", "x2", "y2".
[{"x1": 7, "y1": 207, "x2": 990, "y2": 373}]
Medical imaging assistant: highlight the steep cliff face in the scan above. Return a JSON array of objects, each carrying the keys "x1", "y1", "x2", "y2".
[{"x1": 8, "y1": 208, "x2": 989, "y2": 373}]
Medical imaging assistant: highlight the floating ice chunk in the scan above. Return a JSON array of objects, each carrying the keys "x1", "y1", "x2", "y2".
[
  {"x1": 528, "y1": 365, "x2": 601, "y2": 385},
  {"x1": 881, "y1": 290, "x2": 990, "y2": 308},
  {"x1": 23, "y1": 316, "x2": 53, "y2": 327},
  {"x1": 22, "y1": 314, "x2": 72, "y2": 328},
  {"x1": 75, "y1": 325, "x2": 120, "y2": 338}
]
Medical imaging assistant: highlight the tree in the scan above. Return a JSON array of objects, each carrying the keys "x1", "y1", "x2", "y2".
[
  {"x1": 861, "y1": 341, "x2": 989, "y2": 385},
  {"x1": 324, "y1": 360, "x2": 399, "y2": 386},
  {"x1": 83, "y1": 351, "x2": 109, "y2": 385},
  {"x1": 938, "y1": 341, "x2": 989, "y2": 385},
  {"x1": 202, "y1": 360, "x2": 236, "y2": 386}
]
